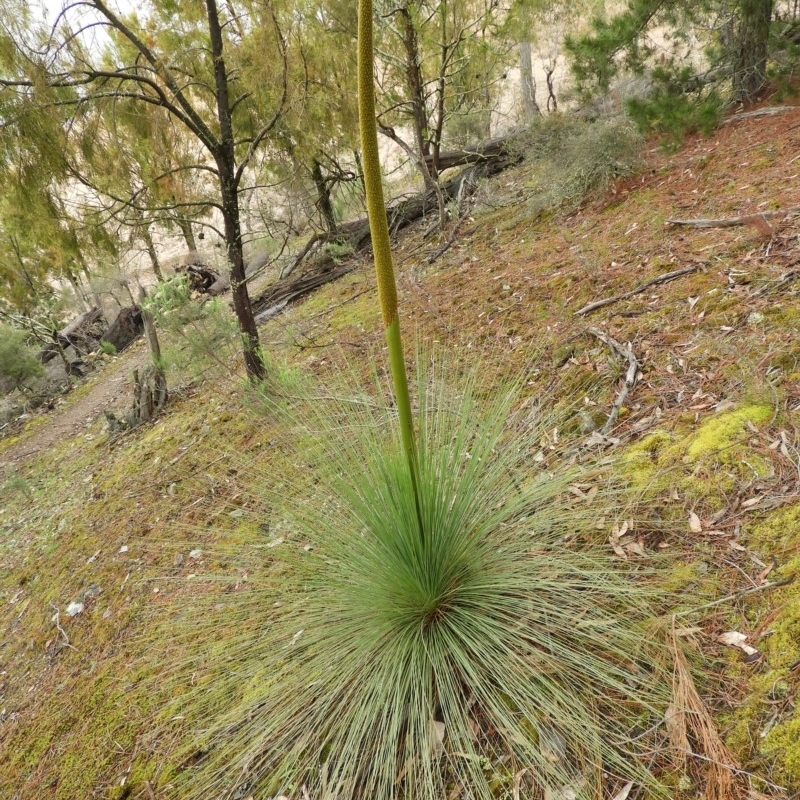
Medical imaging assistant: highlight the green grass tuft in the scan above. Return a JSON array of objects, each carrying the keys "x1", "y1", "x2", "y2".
[{"x1": 164, "y1": 365, "x2": 672, "y2": 799}]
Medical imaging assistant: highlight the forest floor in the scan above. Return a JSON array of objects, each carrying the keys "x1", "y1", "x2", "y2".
[{"x1": 2, "y1": 102, "x2": 800, "y2": 799}]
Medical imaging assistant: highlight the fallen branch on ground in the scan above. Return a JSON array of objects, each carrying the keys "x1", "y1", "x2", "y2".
[
  {"x1": 720, "y1": 105, "x2": 800, "y2": 125},
  {"x1": 587, "y1": 326, "x2": 639, "y2": 434},
  {"x1": 251, "y1": 145, "x2": 522, "y2": 319},
  {"x1": 665, "y1": 208, "x2": 799, "y2": 228},
  {"x1": 675, "y1": 575, "x2": 795, "y2": 616},
  {"x1": 751, "y1": 270, "x2": 800, "y2": 297},
  {"x1": 574, "y1": 265, "x2": 700, "y2": 316},
  {"x1": 253, "y1": 263, "x2": 357, "y2": 325}
]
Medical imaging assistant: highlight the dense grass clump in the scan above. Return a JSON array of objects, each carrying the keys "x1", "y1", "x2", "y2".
[{"x1": 166, "y1": 370, "x2": 671, "y2": 800}]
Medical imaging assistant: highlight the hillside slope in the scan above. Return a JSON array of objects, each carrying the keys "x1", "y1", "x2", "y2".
[{"x1": 1, "y1": 106, "x2": 800, "y2": 798}]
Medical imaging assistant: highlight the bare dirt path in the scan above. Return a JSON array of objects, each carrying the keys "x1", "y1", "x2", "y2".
[{"x1": 0, "y1": 341, "x2": 150, "y2": 467}]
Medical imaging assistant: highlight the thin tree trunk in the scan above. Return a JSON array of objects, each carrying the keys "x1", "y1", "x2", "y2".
[
  {"x1": 206, "y1": 0, "x2": 265, "y2": 381},
  {"x1": 398, "y1": 2, "x2": 447, "y2": 228},
  {"x1": 354, "y1": 149, "x2": 366, "y2": 198},
  {"x1": 545, "y1": 64, "x2": 558, "y2": 112},
  {"x1": 80, "y1": 261, "x2": 104, "y2": 311},
  {"x1": 311, "y1": 158, "x2": 338, "y2": 234},
  {"x1": 66, "y1": 272, "x2": 91, "y2": 311},
  {"x1": 733, "y1": 0, "x2": 774, "y2": 100},
  {"x1": 519, "y1": 41, "x2": 541, "y2": 121},
  {"x1": 141, "y1": 223, "x2": 164, "y2": 281},
  {"x1": 176, "y1": 218, "x2": 198, "y2": 253}
]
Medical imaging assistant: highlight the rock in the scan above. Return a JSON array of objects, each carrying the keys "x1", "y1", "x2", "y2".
[
  {"x1": 82, "y1": 584, "x2": 102, "y2": 602},
  {"x1": 65, "y1": 601, "x2": 85, "y2": 617}
]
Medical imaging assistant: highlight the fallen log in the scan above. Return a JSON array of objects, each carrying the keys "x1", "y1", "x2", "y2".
[
  {"x1": 665, "y1": 208, "x2": 798, "y2": 229},
  {"x1": 101, "y1": 306, "x2": 143, "y2": 353},
  {"x1": 251, "y1": 145, "x2": 522, "y2": 319},
  {"x1": 40, "y1": 307, "x2": 106, "y2": 363},
  {"x1": 424, "y1": 133, "x2": 517, "y2": 172}
]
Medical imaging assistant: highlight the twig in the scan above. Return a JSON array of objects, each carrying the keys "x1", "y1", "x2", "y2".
[
  {"x1": 665, "y1": 208, "x2": 798, "y2": 228},
  {"x1": 574, "y1": 265, "x2": 699, "y2": 316},
  {"x1": 145, "y1": 780, "x2": 157, "y2": 800},
  {"x1": 427, "y1": 210, "x2": 469, "y2": 264},
  {"x1": 720, "y1": 105, "x2": 800, "y2": 125},
  {"x1": 751, "y1": 269, "x2": 800, "y2": 297},
  {"x1": 49, "y1": 602, "x2": 78, "y2": 652},
  {"x1": 587, "y1": 327, "x2": 639, "y2": 434},
  {"x1": 674, "y1": 574, "x2": 795, "y2": 617}
]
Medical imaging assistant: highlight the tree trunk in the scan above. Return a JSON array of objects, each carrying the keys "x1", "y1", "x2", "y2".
[
  {"x1": 141, "y1": 222, "x2": 164, "y2": 281},
  {"x1": 312, "y1": 158, "x2": 338, "y2": 234},
  {"x1": 66, "y1": 272, "x2": 91, "y2": 312},
  {"x1": 733, "y1": 0, "x2": 774, "y2": 101},
  {"x1": 110, "y1": 291, "x2": 167, "y2": 430},
  {"x1": 399, "y1": 3, "x2": 430, "y2": 161},
  {"x1": 176, "y1": 218, "x2": 198, "y2": 253},
  {"x1": 519, "y1": 41, "x2": 541, "y2": 121},
  {"x1": 130, "y1": 365, "x2": 168, "y2": 425},
  {"x1": 398, "y1": 2, "x2": 447, "y2": 228},
  {"x1": 206, "y1": 0, "x2": 265, "y2": 381}
]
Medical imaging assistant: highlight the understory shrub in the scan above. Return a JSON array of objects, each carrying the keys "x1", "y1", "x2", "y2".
[
  {"x1": 0, "y1": 324, "x2": 44, "y2": 394},
  {"x1": 521, "y1": 115, "x2": 645, "y2": 216},
  {"x1": 141, "y1": 275, "x2": 239, "y2": 381}
]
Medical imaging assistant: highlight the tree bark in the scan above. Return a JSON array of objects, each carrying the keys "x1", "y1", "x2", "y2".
[
  {"x1": 519, "y1": 41, "x2": 541, "y2": 121},
  {"x1": 733, "y1": 0, "x2": 774, "y2": 101},
  {"x1": 311, "y1": 158, "x2": 338, "y2": 234},
  {"x1": 176, "y1": 218, "x2": 198, "y2": 253},
  {"x1": 206, "y1": 0, "x2": 265, "y2": 381}
]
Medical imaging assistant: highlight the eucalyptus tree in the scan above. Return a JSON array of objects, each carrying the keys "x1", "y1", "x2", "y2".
[{"x1": 1, "y1": 0, "x2": 290, "y2": 380}]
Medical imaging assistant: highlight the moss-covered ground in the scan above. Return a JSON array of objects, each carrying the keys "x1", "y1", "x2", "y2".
[{"x1": 2, "y1": 104, "x2": 800, "y2": 798}]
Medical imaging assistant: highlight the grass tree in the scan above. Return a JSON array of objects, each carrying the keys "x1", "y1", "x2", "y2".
[{"x1": 160, "y1": 3, "x2": 676, "y2": 799}]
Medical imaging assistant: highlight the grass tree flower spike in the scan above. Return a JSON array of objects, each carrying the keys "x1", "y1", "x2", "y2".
[{"x1": 357, "y1": 0, "x2": 420, "y2": 503}]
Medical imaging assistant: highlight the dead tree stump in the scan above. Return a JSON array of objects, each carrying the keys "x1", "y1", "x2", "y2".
[{"x1": 131, "y1": 365, "x2": 168, "y2": 424}]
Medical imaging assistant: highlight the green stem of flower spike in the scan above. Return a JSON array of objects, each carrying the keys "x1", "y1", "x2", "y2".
[{"x1": 358, "y1": 0, "x2": 423, "y2": 532}]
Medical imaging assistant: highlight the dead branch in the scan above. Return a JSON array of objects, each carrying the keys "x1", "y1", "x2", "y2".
[
  {"x1": 720, "y1": 105, "x2": 800, "y2": 125},
  {"x1": 49, "y1": 602, "x2": 78, "y2": 652},
  {"x1": 751, "y1": 269, "x2": 800, "y2": 297},
  {"x1": 665, "y1": 208, "x2": 799, "y2": 228},
  {"x1": 587, "y1": 326, "x2": 639, "y2": 434},
  {"x1": 253, "y1": 263, "x2": 357, "y2": 325},
  {"x1": 675, "y1": 574, "x2": 795, "y2": 616},
  {"x1": 427, "y1": 166, "x2": 480, "y2": 265},
  {"x1": 574, "y1": 265, "x2": 700, "y2": 316},
  {"x1": 279, "y1": 232, "x2": 325, "y2": 280}
]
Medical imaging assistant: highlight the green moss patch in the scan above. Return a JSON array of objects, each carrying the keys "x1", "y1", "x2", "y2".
[
  {"x1": 722, "y1": 503, "x2": 800, "y2": 786},
  {"x1": 624, "y1": 405, "x2": 773, "y2": 509}
]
